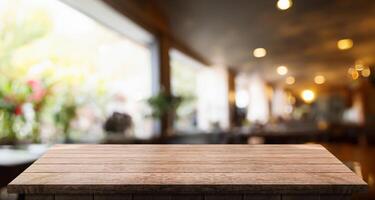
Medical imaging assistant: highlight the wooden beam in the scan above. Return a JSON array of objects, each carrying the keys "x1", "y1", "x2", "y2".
[
  {"x1": 227, "y1": 68, "x2": 237, "y2": 128},
  {"x1": 158, "y1": 35, "x2": 173, "y2": 136}
]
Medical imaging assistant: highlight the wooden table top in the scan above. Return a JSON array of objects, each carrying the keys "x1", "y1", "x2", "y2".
[{"x1": 8, "y1": 144, "x2": 367, "y2": 194}]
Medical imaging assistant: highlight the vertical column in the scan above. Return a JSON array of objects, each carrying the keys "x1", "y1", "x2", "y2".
[
  {"x1": 227, "y1": 68, "x2": 237, "y2": 128},
  {"x1": 158, "y1": 35, "x2": 173, "y2": 137}
]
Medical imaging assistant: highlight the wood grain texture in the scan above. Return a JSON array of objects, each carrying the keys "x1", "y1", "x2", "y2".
[
  {"x1": 244, "y1": 194, "x2": 281, "y2": 200},
  {"x1": 319, "y1": 195, "x2": 352, "y2": 200},
  {"x1": 55, "y1": 194, "x2": 93, "y2": 200},
  {"x1": 22, "y1": 194, "x2": 351, "y2": 200},
  {"x1": 8, "y1": 144, "x2": 367, "y2": 195},
  {"x1": 282, "y1": 194, "x2": 351, "y2": 200},
  {"x1": 24, "y1": 194, "x2": 53, "y2": 200},
  {"x1": 25, "y1": 164, "x2": 351, "y2": 173},
  {"x1": 204, "y1": 195, "x2": 242, "y2": 200},
  {"x1": 94, "y1": 194, "x2": 132, "y2": 200},
  {"x1": 9, "y1": 172, "x2": 365, "y2": 185},
  {"x1": 34, "y1": 157, "x2": 341, "y2": 164},
  {"x1": 133, "y1": 195, "x2": 171, "y2": 200},
  {"x1": 170, "y1": 195, "x2": 202, "y2": 200},
  {"x1": 282, "y1": 195, "x2": 319, "y2": 200}
]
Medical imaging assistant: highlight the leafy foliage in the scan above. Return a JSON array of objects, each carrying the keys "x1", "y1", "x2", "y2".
[{"x1": 147, "y1": 91, "x2": 183, "y2": 119}]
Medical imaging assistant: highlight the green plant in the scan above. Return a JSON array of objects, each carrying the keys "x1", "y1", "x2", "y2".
[
  {"x1": 0, "y1": 78, "x2": 32, "y2": 142},
  {"x1": 147, "y1": 91, "x2": 183, "y2": 119},
  {"x1": 54, "y1": 96, "x2": 77, "y2": 143}
]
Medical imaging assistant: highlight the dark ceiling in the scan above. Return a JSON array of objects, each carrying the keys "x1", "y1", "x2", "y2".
[{"x1": 153, "y1": 0, "x2": 375, "y2": 89}]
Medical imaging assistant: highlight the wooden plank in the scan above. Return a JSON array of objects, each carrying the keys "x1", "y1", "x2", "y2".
[
  {"x1": 8, "y1": 172, "x2": 366, "y2": 194},
  {"x1": 170, "y1": 195, "x2": 202, "y2": 200},
  {"x1": 25, "y1": 194, "x2": 53, "y2": 200},
  {"x1": 133, "y1": 195, "x2": 171, "y2": 200},
  {"x1": 46, "y1": 145, "x2": 328, "y2": 154},
  {"x1": 8, "y1": 144, "x2": 367, "y2": 196},
  {"x1": 25, "y1": 163, "x2": 351, "y2": 173},
  {"x1": 34, "y1": 157, "x2": 341, "y2": 164},
  {"x1": 55, "y1": 194, "x2": 93, "y2": 200},
  {"x1": 50, "y1": 144, "x2": 326, "y2": 149},
  {"x1": 94, "y1": 194, "x2": 132, "y2": 200},
  {"x1": 319, "y1": 195, "x2": 352, "y2": 200},
  {"x1": 47, "y1": 144, "x2": 327, "y2": 152},
  {"x1": 47, "y1": 148, "x2": 329, "y2": 153},
  {"x1": 282, "y1": 194, "x2": 352, "y2": 200},
  {"x1": 282, "y1": 195, "x2": 319, "y2": 200},
  {"x1": 205, "y1": 195, "x2": 242, "y2": 200},
  {"x1": 243, "y1": 195, "x2": 281, "y2": 200},
  {"x1": 47, "y1": 145, "x2": 328, "y2": 150},
  {"x1": 41, "y1": 153, "x2": 334, "y2": 158}
]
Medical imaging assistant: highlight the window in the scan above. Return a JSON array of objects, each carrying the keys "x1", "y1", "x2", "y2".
[
  {"x1": 0, "y1": 0, "x2": 154, "y2": 142},
  {"x1": 197, "y1": 67, "x2": 230, "y2": 131},
  {"x1": 235, "y1": 74, "x2": 270, "y2": 124},
  {"x1": 170, "y1": 49, "x2": 203, "y2": 133},
  {"x1": 171, "y1": 50, "x2": 230, "y2": 132}
]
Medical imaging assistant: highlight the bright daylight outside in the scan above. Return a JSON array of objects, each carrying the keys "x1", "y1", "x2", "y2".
[{"x1": 0, "y1": 0, "x2": 153, "y2": 143}]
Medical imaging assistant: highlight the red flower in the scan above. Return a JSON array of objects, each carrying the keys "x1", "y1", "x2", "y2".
[
  {"x1": 27, "y1": 80, "x2": 46, "y2": 102},
  {"x1": 14, "y1": 105, "x2": 23, "y2": 116},
  {"x1": 27, "y1": 80, "x2": 40, "y2": 89}
]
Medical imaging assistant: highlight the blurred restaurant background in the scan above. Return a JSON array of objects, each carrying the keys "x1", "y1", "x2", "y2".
[{"x1": 1, "y1": 0, "x2": 375, "y2": 199}]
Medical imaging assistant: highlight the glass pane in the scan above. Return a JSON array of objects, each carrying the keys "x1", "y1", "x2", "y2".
[
  {"x1": 170, "y1": 49, "x2": 202, "y2": 133},
  {"x1": 0, "y1": 0, "x2": 153, "y2": 142}
]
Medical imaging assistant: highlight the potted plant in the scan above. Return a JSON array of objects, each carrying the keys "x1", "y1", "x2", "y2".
[
  {"x1": 147, "y1": 90, "x2": 183, "y2": 136},
  {"x1": 0, "y1": 78, "x2": 32, "y2": 144}
]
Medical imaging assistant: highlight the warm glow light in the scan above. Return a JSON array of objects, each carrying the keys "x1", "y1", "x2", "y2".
[
  {"x1": 314, "y1": 75, "x2": 325, "y2": 84},
  {"x1": 277, "y1": 66, "x2": 288, "y2": 75},
  {"x1": 362, "y1": 68, "x2": 371, "y2": 77},
  {"x1": 301, "y1": 89, "x2": 315, "y2": 103},
  {"x1": 351, "y1": 70, "x2": 359, "y2": 80},
  {"x1": 348, "y1": 67, "x2": 360, "y2": 80},
  {"x1": 288, "y1": 94, "x2": 296, "y2": 105},
  {"x1": 348, "y1": 67, "x2": 355, "y2": 75},
  {"x1": 355, "y1": 63, "x2": 364, "y2": 71},
  {"x1": 285, "y1": 76, "x2": 295, "y2": 85},
  {"x1": 277, "y1": 0, "x2": 293, "y2": 10},
  {"x1": 253, "y1": 48, "x2": 267, "y2": 58},
  {"x1": 337, "y1": 39, "x2": 353, "y2": 50}
]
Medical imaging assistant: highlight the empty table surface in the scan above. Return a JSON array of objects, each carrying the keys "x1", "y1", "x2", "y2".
[{"x1": 8, "y1": 144, "x2": 367, "y2": 199}]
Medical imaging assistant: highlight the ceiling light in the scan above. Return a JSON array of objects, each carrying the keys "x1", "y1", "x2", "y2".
[
  {"x1": 253, "y1": 48, "x2": 267, "y2": 58},
  {"x1": 301, "y1": 89, "x2": 315, "y2": 103},
  {"x1": 277, "y1": 66, "x2": 288, "y2": 76},
  {"x1": 285, "y1": 76, "x2": 295, "y2": 85},
  {"x1": 337, "y1": 39, "x2": 353, "y2": 50},
  {"x1": 361, "y1": 68, "x2": 371, "y2": 77},
  {"x1": 314, "y1": 75, "x2": 325, "y2": 84},
  {"x1": 277, "y1": 0, "x2": 293, "y2": 10}
]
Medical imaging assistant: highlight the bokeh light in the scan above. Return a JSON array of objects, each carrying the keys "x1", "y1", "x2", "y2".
[
  {"x1": 277, "y1": 0, "x2": 293, "y2": 10},
  {"x1": 277, "y1": 66, "x2": 288, "y2": 76},
  {"x1": 314, "y1": 75, "x2": 325, "y2": 85},
  {"x1": 337, "y1": 39, "x2": 353, "y2": 50},
  {"x1": 285, "y1": 76, "x2": 295, "y2": 85},
  {"x1": 362, "y1": 68, "x2": 371, "y2": 77},
  {"x1": 253, "y1": 48, "x2": 267, "y2": 58},
  {"x1": 301, "y1": 89, "x2": 315, "y2": 103}
]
